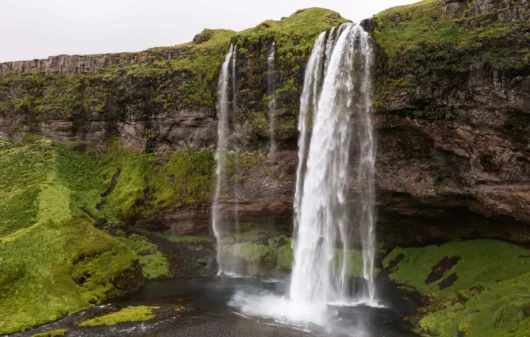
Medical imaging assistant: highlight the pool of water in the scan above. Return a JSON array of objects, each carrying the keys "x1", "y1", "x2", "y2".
[{"x1": 11, "y1": 277, "x2": 419, "y2": 337}]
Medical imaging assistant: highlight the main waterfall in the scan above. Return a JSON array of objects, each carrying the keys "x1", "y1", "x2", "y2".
[
  {"x1": 230, "y1": 23, "x2": 377, "y2": 330},
  {"x1": 291, "y1": 23, "x2": 376, "y2": 305}
]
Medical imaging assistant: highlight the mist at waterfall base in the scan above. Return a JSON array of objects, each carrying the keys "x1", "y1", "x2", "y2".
[{"x1": 227, "y1": 23, "x2": 379, "y2": 335}]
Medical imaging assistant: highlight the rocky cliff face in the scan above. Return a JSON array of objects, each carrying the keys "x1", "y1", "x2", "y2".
[
  {"x1": 0, "y1": 2, "x2": 528, "y2": 242},
  {"x1": 371, "y1": 0, "x2": 530, "y2": 242}
]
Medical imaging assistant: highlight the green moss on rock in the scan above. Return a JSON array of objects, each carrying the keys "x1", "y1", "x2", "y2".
[
  {"x1": 31, "y1": 329, "x2": 67, "y2": 337},
  {"x1": 118, "y1": 234, "x2": 170, "y2": 280},
  {"x1": 384, "y1": 239, "x2": 530, "y2": 337},
  {"x1": 418, "y1": 272, "x2": 530, "y2": 337},
  {"x1": 78, "y1": 306, "x2": 158, "y2": 327},
  {"x1": 372, "y1": 0, "x2": 530, "y2": 112},
  {"x1": 383, "y1": 239, "x2": 530, "y2": 297}
]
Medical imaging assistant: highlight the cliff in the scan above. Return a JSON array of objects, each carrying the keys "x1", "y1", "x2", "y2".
[
  {"x1": 2, "y1": 2, "x2": 527, "y2": 238},
  {"x1": 0, "y1": 1, "x2": 529, "y2": 335},
  {"x1": 371, "y1": 0, "x2": 530, "y2": 243}
]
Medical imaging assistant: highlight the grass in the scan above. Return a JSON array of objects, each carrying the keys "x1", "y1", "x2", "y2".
[
  {"x1": 418, "y1": 271, "x2": 530, "y2": 337},
  {"x1": 78, "y1": 306, "x2": 159, "y2": 327},
  {"x1": 384, "y1": 239, "x2": 530, "y2": 337},
  {"x1": 373, "y1": 0, "x2": 527, "y2": 59},
  {"x1": 0, "y1": 138, "x2": 206, "y2": 333},
  {"x1": 383, "y1": 239, "x2": 530, "y2": 297},
  {"x1": 118, "y1": 234, "x2": 170, "y2": 280},
  {"x1": 31, "y1": 329, "x2": 67, "y2": 337},
  {"x1": 220, "y1": 234, "x2": 293, "y2": 273},
  {"x1": 372, "y1": 0, "x2": 530, "y2": 111},
  {"x1": 99, "y1": 141, "x2": 215, "y2": 220},
  {"x1": 0, "y1": 139, "x2": 142, "y2": 335}
]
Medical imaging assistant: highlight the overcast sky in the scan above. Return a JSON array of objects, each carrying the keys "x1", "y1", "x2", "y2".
[{"x1": 0, "y1": 0, "x2": 418, "y2": 62}]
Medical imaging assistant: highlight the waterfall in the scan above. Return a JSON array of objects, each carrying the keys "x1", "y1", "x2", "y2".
[
  {"x1": 293, "y1": 32, "x2": 326, "y2": 242},
  {"x1": 290, "y1": 23, "x2": 376, "y2": 304},
  {"x1": 267, "y1": 42, "x2": 277, "y2": 154},
  {"x1": 212, "y1": 44, "x2": 237, "y2": 275},
  {"x1": 231, "y1": 46, "x2": 241, "y2": 259}
]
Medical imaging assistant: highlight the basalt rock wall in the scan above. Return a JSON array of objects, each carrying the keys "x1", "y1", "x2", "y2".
[{"x1": 0, "y1": 2, "x2": 528, "y2": 241}]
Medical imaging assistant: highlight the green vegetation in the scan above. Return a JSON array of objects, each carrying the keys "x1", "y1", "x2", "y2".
[
  {"x1": 221, "y1": 234, "x2": 293, "y2": 273},
  {"x1": 0, "y1": 29, "x2": 235, "y2": 124},
  {"x1": 383, "y1": 239, "x2": 530, "y2": 296},
  {"x1": 162, "y1": 234, "x2": 213, "y2": 243},
  {"x1": 0, "y1": 8, "x2": 345, "y2": 139},
  {"x1": 418, "y1": 272, "x2": 530, "y2": 337},
  {"x1": 384, "y1": 240, "x2": 530, "y2": 337},
  {"x1": 99, "y1": 141, "x2": 215, "y2": 220},
  {"x1": 372, "y1": 0, "x2": 530, "y2": 111},
  {"x1": 374, "y1": 0, "x2": 522, "y2": 58},
  {"x1": 0, "y1": 137, "x2": 215, "y2": 333},
  {"x1": 78, "y1": 306, "x2": 159, "y2": 327},
  {"x1": 0, "y1": 139, "x2": 142, "y2": 335},
  {"x1": 31, "y1": 329, "x2": 67, "y2": 337},
  {"x1": 119, "y1": 234, "x2": 170, "y2": 280}
]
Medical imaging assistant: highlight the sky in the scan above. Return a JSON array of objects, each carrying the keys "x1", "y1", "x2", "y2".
[{"x1": 0, "y1": 0, "x2": 419, "y2": 63}]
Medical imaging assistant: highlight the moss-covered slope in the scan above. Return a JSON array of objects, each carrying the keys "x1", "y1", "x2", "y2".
[
  {"x1": 372, "y1": 0, "x2": 530, "y2": 113},
  {"x1": 0, "y1": 138, "x2": 143, "y2": 334},
  {"x1": 383, "y1": 239, "x2": 530, "y2": 337}
]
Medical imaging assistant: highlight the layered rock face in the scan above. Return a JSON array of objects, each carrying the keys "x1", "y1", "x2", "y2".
[
  {"x1": 0, "y1": 2, "x2": 528, "y2": 240},
  {"x1": 371, "y1": 0, "x2": 530, "y2": 241}
]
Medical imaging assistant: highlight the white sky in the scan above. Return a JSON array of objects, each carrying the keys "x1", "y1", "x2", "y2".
[{"x1": 0, "y1": 0, "x2": 419, "y2": 62}]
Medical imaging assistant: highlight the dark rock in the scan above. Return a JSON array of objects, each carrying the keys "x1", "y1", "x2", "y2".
[
  {"x1": 193, "y1": 29, "x2": 214, "y2": 44},
  {"x1": 426, "y1": 256, "x2": 461, "y2": 284},
  {"x1": 360, "y1": 18, "x2": 376, "y2": 31}
]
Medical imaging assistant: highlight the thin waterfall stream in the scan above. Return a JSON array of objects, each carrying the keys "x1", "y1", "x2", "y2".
[
  {"x1": 212, "y1": 44, "x2": 240, "y2": 276},
  {"x1": 267, "y1": 41, "x2": 277, "y2": 154}
]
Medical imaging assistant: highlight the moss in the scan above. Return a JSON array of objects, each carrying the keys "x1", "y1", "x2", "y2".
[
  {"x1": 118, "y1": 234, "x2": 170, "y2": 280},
  {"x1": 78, "y1": 306, "x2": 158, "y2": 327},
  {"x1": 277, "y1": 244, "x2": 293, "y2": 269},
  {"x1": 0, "y1": 139, "x2": 142, "y2": 335},
  {"x1": 384, "y1": 240, "x2": 530, "y2": 336},
  {"x1": 96, "y1": 142, "x2": 215, "y2": 221},
  {"x1": 418, "y1": 272, "x2": 530, "y2": 337},
  {"x1": 221, "y1": 234, "x2": 293, "y2": 272},
  {"x1": 373, "y1": 0, "x2": 527, "y2": 60},
  {"x1": 32, "y1": 329, "x2": 67, "y2": 337},
  {"x1": 0, "y1": 29, "x2": 235, "y2": 124},
  {"x1": 145, "y1": 149, "x2": 215, "y2": 214},
  {"x1": 102, "y1": 152, "x2": 153, "y2": 218},
  {"x1": 162, "y1": 234, "x2": 213, "y2": 243},
  {"x1": 373, "y1": 0, "x2": 530, "y2": 112},
  {"x1": 383, "y1": 239, "x2": 530, "y2": 297}
]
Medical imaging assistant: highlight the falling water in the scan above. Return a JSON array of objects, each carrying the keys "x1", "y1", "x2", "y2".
[
  {"x1": 212, "y1": 44, "x2": 236, "y2": 275},
  {"x1": 290, "y1": 23, "x2": 376, "y2": 305},
  {"x1": 231, "y1": 46, "x2": 241, "y2": 259},
  {"x1": 324, "y1": 27, "x2": 337, "y2": 73},
  {"x1": 267, "y1": 42, "x2": 277, "y2": 154},
  {"x1": 293, "y1": 32, "x2": 326, "y2": 240}
]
